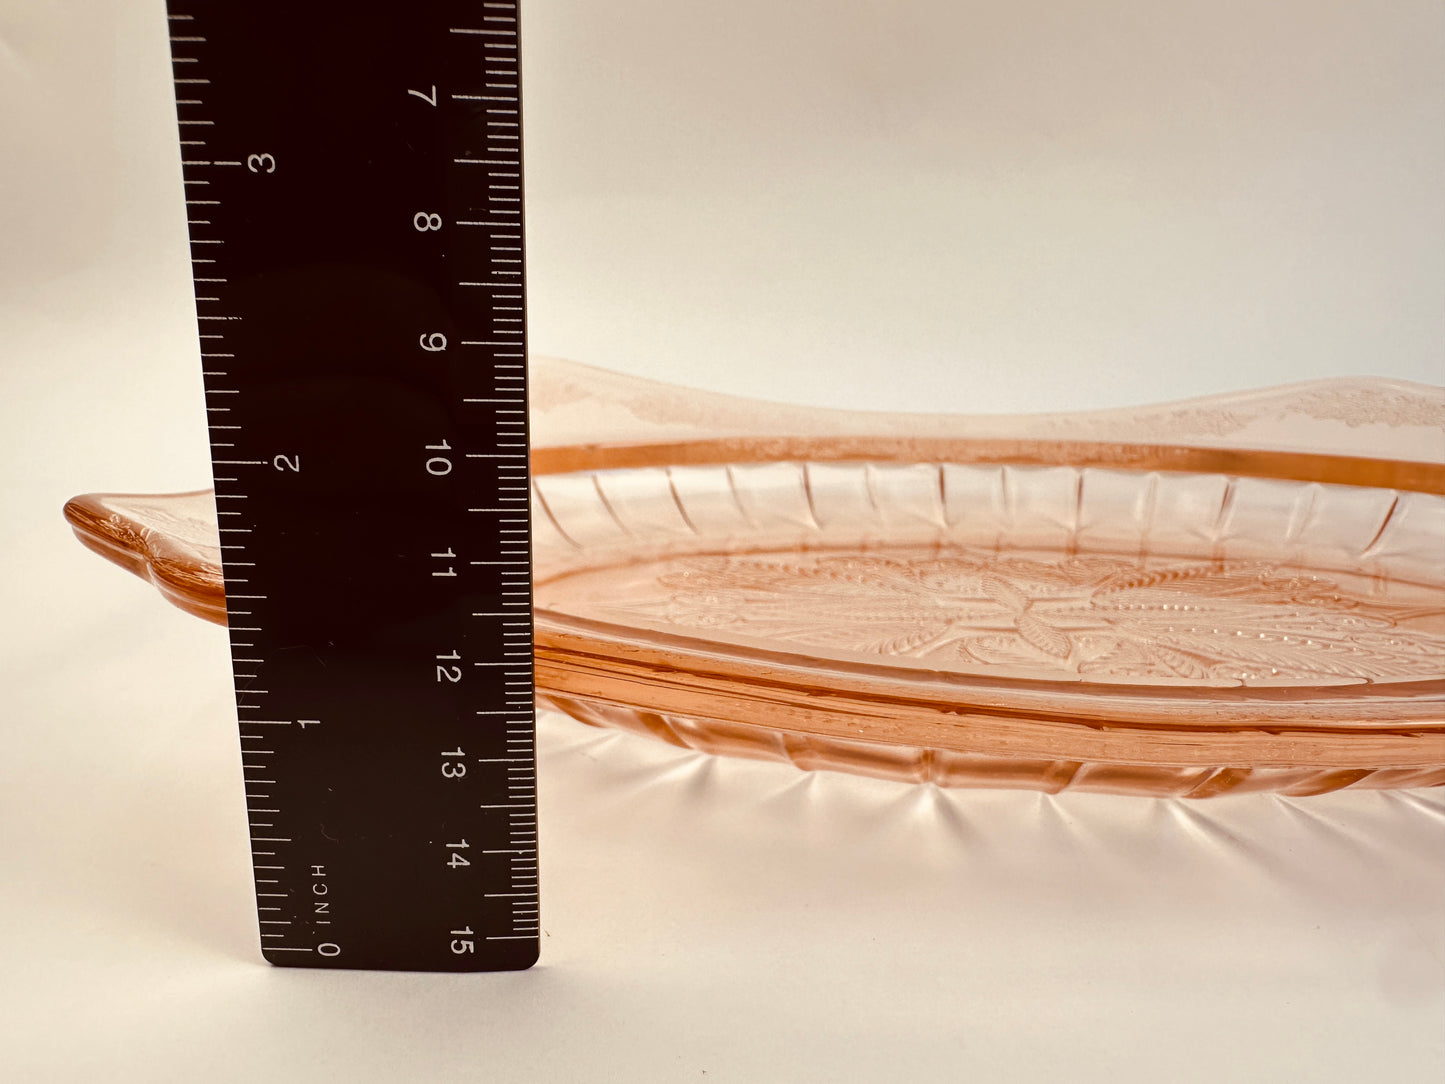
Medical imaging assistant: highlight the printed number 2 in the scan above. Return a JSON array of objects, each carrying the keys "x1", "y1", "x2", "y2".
[{"x1": 273, "y1": 454, "x2": 300, "y2": 472}]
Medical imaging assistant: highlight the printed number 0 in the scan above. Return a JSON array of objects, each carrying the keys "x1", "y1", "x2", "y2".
[
  {"x1": 414, "y1": 212, "x2": 442, "y2": 232},
  {"x1": 247, "y1": 153, "x2": 276, "y2": 173}
]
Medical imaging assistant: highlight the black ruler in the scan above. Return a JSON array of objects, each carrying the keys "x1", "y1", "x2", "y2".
[{"x1": 165, "y1": 2, "x2": 537, "y2": 970}]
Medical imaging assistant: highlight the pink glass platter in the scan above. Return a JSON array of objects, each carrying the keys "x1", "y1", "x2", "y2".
[{"x1": 67, "y1": 359, "x2": 1445, "y2": 797}]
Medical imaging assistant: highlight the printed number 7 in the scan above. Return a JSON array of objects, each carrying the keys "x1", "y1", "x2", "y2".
[{"x1": 408, "y1": 85, "x2": 437, "y2": 107}]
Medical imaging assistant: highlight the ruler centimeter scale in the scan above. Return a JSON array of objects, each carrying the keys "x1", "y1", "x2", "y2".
[{"x1": 165, "y1": 2, "x2": 538, "y2": 970}]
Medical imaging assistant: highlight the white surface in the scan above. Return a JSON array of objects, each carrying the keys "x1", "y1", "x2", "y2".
[{"x1": 2, "y1": 2, "x2": 1443, "y2": 1081}]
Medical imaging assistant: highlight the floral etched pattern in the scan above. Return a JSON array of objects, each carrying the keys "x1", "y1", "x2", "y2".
[{"x1": 602, "y1": 551, "x2": 1445, "y2": 685}]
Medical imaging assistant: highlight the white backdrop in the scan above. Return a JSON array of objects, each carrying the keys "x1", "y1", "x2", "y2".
[{"x1": 1, "y1": 2, "x2": 1442, "y2": 1080}]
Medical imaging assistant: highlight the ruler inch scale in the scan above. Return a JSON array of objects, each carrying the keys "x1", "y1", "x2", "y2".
[{"x1": 166, "y1": 2, "x2": 537, "y2": 971}]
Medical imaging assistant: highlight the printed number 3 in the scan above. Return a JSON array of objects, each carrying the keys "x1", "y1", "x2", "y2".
[{"x1": 247, "y1": 153, "x2": 276, "y2": 173}]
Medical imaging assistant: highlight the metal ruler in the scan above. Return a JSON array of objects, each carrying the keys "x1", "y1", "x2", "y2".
[{"x1": 164, "y1": 2, "x2": 537, "y2": 971}]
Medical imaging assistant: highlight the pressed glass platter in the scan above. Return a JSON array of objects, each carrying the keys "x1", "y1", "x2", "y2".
[{"x1": 67, "y1": 358, "x2": 1445, "y2": 797}]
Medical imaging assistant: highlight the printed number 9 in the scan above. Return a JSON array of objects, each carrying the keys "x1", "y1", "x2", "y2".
[
  {"x1": 419, "y1": 333, "x2": 448, "y2": 352},
  {"x1": 414, "y1": 212, "x2": 442, "y2": 232},
  {"x1": 247, "y1": 153, "x2": 276, "y2": 173}
]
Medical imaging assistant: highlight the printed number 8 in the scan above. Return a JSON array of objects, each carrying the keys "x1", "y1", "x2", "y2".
[{"x1": 414, "y1": 212, "x2": 443, "y2": 232}]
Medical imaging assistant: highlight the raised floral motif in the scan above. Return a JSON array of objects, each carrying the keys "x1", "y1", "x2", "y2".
[{"x1": 609, "y1": 551, "x2": 1445, "y2": 684}]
